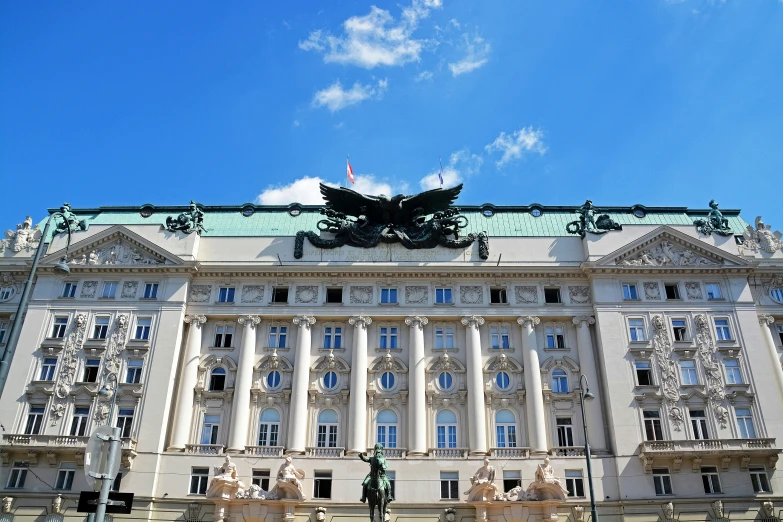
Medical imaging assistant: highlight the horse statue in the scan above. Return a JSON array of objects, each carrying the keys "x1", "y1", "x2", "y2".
[{"x1": 360, "y1": 443, "x2": 392, "y2": 522}]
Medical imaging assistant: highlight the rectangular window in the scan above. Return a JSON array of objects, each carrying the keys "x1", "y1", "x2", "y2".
[
  {"x1": 317, "y1": 424, "x2": 338, "y2": 448},
  {"x1": 778, "y1": 325, "x2": 783, "y2": 345},
  {"x1": 724, "y1": 360, "x2": 743, "y2": 384},
  {"x1": 52, "y1": 317, "x2": 69, "y2": 339},
  {"x1": 750, "y1": 466, "x2": 772, "y2": 493},
  {"x1": 557, "y1": 418, "x2": 574, "y2": 447},
  {"x1": 214, "y1": 325, "x2": 234, "y2": 348},
  {"x1": 0, "y1": 288, "x2": 11, "y2": 301},
  {"x1": 380, "y1": 288, "x2": 398, "y2": 304},
  {"x1": 672, "y1": 319, "x2": 688, "y2": 342},
  {"x1": 437, "y1": 425, "x2": 458, "y2": 449},
  {"x1": 628, "y1": 319, "x2": 646, "y2": 342},
  {"x1": 435, "y1": 327, "x2": 454, "y2": 349},
  {"x1": 6, "y1": 462, "x2": 29, "y2": 488},
  {"x1": 326, "y1": 287, "x2": 343, "y2": 303},
  {"x1": 387, "y1": 470, "x2": 396, "y2": 499},
  {"x1": 565, "y1": 470, "x2": 585, "y2": 497},
  {"x1": 25, "y1": 406, "x2": 45, "y2": 435},
  {"x1": 272, "y1": 287, "x2": 289, "y2": 304},
  {"x1": 545, "y1": 326, "x2": 566, "y2": 349},
  {"x1": 706, "y1": 283, "x2": 722, "y2": 300},
  {"x1": 82, "y1": 359, "x2": 100, "y2": 382},
  {"x1": 135, "y1": 317, "x2": 151, "y2": 340},
  {"x1": 217, "y1": 287, "x2": 235, "y2": 303},
  {"x1": 490, "y1": 288, "x2": 508, "y2": 304},
  {"x1": 201, "y1": 415, "x2": 220, "y2": 444},
  {"x1": 117, "y1": 408, "x2": 134, "y2": 438},
  {"x1": 701, "y1": 466, "x2": 722, "y2": 494},
  {"x1": 258, "y1": 420, "x2": 279, "y2": 447},
  {"x1": 70, "y1": 407, "x2": 90, "y2": 436},
  {"x1": 643, "y1": 410, "x2": 664, "y2": 441},
  {"x1": 440, "y1": 472, "x2": 459, "y2": 500},
  {"x1": 490, "y1": 326, "x2": 510, "y2": 349},
  {"x1": 544, "y1": 287, "x2": 561, "y2": 304},
  {"x1": 55, "y1": 468, "x2": 75, "y2": 490},
  {"x1": 142, "y1": 283, "x2": 159, "y2": 299},
  {"x1": 680, "y1": 360, "x2": 698, "y2": 385},
  {"x1": 435, "y1": 288, "x2": 452, "y2": 304},
  {"x1": 62, "y1": 282, "x2": 77, "y2": 298},
  {"x1": 190, "y1": 467, "x2": 209, "y2": 495},
  {"x1": 379, "y1": 327, "x2": 398, "y2": 350},
  {"x1": 313, "y1": 471, "x2": 332, "y2": 499},
  {"x1": 715, "y1": 319, "x2": 732, "y2": 341},
  {"x1": 252, "y1": 470, "x2": 271, "y2": 490},
  {"x1": 112, "y1": 471, "x2": 123, "y2": 492},
  {"x1": 324, "y1": 327, "x2": 342, "y2": 350},
  {"x1": 40, "y1": 357, "x2": 58, "y2": 381},
  {"x1": 736, "y1": 408, "x2": 756, "y2": 439},
  {"x1": 377, "y1": 425, "x2": 398, "y2": 449},
  {"x1": 92, "y1": 317, "x2": 110, "y2": 340},
  {"x1": 690, "y1": 410, "x2": 709, "y2": 440},
  {"x1": 635, "y1": 361, "x2": 653, "y2": 386},
  {"x1": 653, "y1": 468, "x2": 673, "y2": 496},
  {"x1": 502, "y1": 471, "x2": 521, "y2": 493},
  {"x1": 0, "y1": 321, "x2": 7, "y2": 344},
  {"x1": 126, "y1": 360, "x2": 143, "y2": 384},
  {"x1": 664, "y1": 283, "x2": 681, "y2": 300},
  {"x1": 268, "y1": 326, "x2": 287, "y2": 348},
  {"x1": 102, "y1": 282, "x2": 117, "y2": 299},
  {"x1": 622, "y1": 283, "x2": 638, "y2": 300}
]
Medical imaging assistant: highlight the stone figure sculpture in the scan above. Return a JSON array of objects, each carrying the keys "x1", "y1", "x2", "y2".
[
  {"x1": 712, "y1": 500, "x2": 724, "y2": 519},
  {"x1": 206, "y1": 456, "x2": 246, "y2": 498},
  {"x1": 276, "y1": 456, "x2": 305, "y2": 496},
  {"x1": 464, "y1": 458, "x2": 499, "y2": 500},
  {"x1": 1, "y1": 497, "x2": 12, "y2": 514},
  {"x1": 53, "y1": 203, "x2": 88, "y2": 236},
  {"x1": 566, "y1": 200, "x2": 622, "y2": 238},
  {"x1": 2, "y1": 216, "x2": 42, "y2": 253},
  {"x1": 52, "y1": 494, "x2": 63, "y2": 515},
  {"x1": 165, "y1": 200, "x2": 206, "y2": 235},
  {"x1": 741, "y1": 216, "x2": 783, "y2": 253},
  {"x1": 524, "y1": 457, "x2": 569, "y2": 501},
  {"x1": 360, "y1": 443, "x2": 392, "y2": 522},
  {"x1": 762, "y1": 501, "x2": 775, "y2": 518},
  {"x1": 662, "y1": 502, "x2": 674, "y2": 520},
  {"x1": 693, "y1": 200, "x2": 733, "y2": 236}
]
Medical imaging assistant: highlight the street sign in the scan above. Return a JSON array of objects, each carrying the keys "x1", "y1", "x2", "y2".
[
  {"x1": 77, "y1": 491, "x2": 134, "y2": 514},
  {"x1": 84, "y1": 425, "x2": 121, "y2": 490}
]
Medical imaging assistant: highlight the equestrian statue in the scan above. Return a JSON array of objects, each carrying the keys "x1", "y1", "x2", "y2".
[{"x1": 360, "y1": 443, "x2": 393, "y2": 522}]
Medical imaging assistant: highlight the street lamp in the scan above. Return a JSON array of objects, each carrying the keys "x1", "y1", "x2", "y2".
[{"x1": 578, "y1": 374, "x2": 598, "y2": 522}]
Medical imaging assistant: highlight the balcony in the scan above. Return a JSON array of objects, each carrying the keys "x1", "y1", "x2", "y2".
[
  {"x1": 0, "y1": 434, "x2": 138, "y2": 468},
  {"x1": 550, "y1": 446, "x2": 586, "y2": 458},
  {"x1": 638, "y1": 438, "x2": 780, "y2": 472},
  {"x1": 306, "y1": 447, "x2": 345, "y2": 458},
  {"x1": 185, "y1": 444, "x2": 225, "y2": 455},
  {"x1": 490, "y1": 447, "x2": 530, "y2": 459},
  {"x1": 244, "y1": 446, "x2": 284, "y2": 457},
  {"x1": 366, "y1": 447, "x2": 407, "y2": 459},
  {"x1": 428, "y1": 447, "x2": 469, "y2": 459}
]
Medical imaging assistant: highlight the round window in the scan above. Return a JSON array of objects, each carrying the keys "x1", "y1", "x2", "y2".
[
  {"x1": 324, "y1": 371, "x2": 338, "y2": 390},
  {"x1": 0, "y1": 286, "x2": 15, "y2": 302},
  {"x1": 438, "y1": 371, "x2": 453, "y2": 390},
  {"x1": 482, "y1": 208, "x2": 494, "y2": 217},
  {"x1": 241, "y1": 206, "x2": 255, "y2": 217},
  {"x1": 267, "y1": 371, "x2": 281, "y2": 388},
  {"x1": 139, "y1": 205, "x2": 154, "y2": 218},
  {"x1": 289, "y1": 207, "x2": 302, "y2": 217},
  {"x1": 496, "y1": 371, "x2": 510, "y2": 390},
  {"x1": 771, "y1": 288, "x2": 783, "y2": 304},
  {"x1": 380, "y1": 371, "x2": 395, "y2": 390},
  {"x1": 633, "y1": 208, "x2": 646, "y2": 218},
  {"x1": 531, "y1": 208, "x2": 542, "y2": 217}
]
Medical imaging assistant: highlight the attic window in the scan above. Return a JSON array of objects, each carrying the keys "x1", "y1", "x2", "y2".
[
  {"x1": 139, "y1": 206, "x2": 154, "y2": 218},
  {"x1": 482, "y1": 207, "x2": 495, "y2": 218},
  {"x1": 241, "y1": 206, "x2": 255, "y2": 217},
  {"x1": 531, "y1": 208, "x2": 542, "y2": 217},
  {"x1": 289, "y1": 205, "x2": 302, "y2": 217},
  {"x1": 633, "y1": 207, "x2": 646, "y2": 218}
]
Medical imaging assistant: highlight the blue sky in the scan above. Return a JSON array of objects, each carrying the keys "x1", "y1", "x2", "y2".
[{"x1": 1, "y1": 1, "x2": 782, "y2": 231}]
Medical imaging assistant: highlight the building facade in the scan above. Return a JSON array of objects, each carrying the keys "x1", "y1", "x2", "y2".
[{"x1": 1, "y1": 199, "x2": 782, "y2": 522}]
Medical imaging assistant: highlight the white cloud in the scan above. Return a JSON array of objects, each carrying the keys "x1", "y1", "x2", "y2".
[
  {"x1": 414, "y1": 70, "x2": 433, "y2": 82},
  {"x1": 298, "y1": 0, "x2": 442, "y2": 69},
  {"x1": 485, "y1": 127, "x2": 547, "y2": 167},
  {"x1": 312, "y1": 78, "x2": 388, "y2": 112},
  {"x1": 449, "y1": 18, "x2": 461, "y2": 28},
  {"x1": 448, "y1": 34, "x2": 491, "y2": 77},
  {"x1": 419, "y1": 148, "x2": 483, "y2": 190},
  {"x1": 256, "y1": 175, "x2": 402, "y2": 205},
  {"x1": 293, "y1": 120, "x2": 300, "y2": 127}
]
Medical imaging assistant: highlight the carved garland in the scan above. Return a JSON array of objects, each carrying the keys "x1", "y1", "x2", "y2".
[
  {"x1": 694, "y1": 314, "x2": 730, "y2": 430},
  {"x1": 94, "y1": 315, "x2": 130, "y2": 425},
  {"x1": 50, "y1": 314, "x2": 88, "y2": 425},
  {"x1": 651, "y1": 315, "x2": 683, "y2": 431}
]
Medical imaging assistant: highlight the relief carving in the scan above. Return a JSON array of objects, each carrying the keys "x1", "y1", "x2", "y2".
[
  {"x1": 241, "y1": 285, "x2": 265, "y2": 303},
  {"x1": 70, "y1": 240, "x2": 162, "y2": 265},
  {"x1": 405, "y1": 285, "x2": 428, "y2": 304},
  {"x1": 741, "y1": 216, "x2": 783, "y2": 254},
  {"x1": 644, "y1": 282, "x2": 661, "y2": 300},
  {"x1": 50, "y1": 314, "x2": 88, "y2": 425},
  {"x1": 620, "y1": 240, "x2": 719, "y2": 266},
  {"x1": 460, "y1": 286, "x2": 483, "y2": 305},
  {"x1": 568, "y1": 286, "x2": 591, "y2": 305},
  {"x1": 189, "y1": 285, "x2": 211, "y2": 303},
  {"x1": 694, "y1": 314, "x2": 729, "y2": 430},
  {"x1": 514, "y1": 286, "x2": 538, "y2": 304},
  {"x1": 295, "y1": 285, "x2": 318, "y2": 304},
  {"x1": 80, "y1": 281, "x2": 98, "y2": 299},
  {"x1": 121, "y1": 282, "x2": 139, "y2": 298},
  {"x1": 651, "y1": 315, "x2": 683, "y2": 430},
  {"x1": 685, "y1": 282, "x2": 703, "y2": 300},
  {"x1": 349, "y1": 286, "x2": 373, "y2": 304},
  {"x1": 94, "y1": 315, "x2": 130, "y2": 425}
]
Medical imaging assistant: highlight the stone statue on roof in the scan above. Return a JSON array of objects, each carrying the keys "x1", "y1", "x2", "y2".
[
  {"x1": 165, "y1": 200, "x2": 206, "y2": 235},
  {"x1": 693, "y1": 200, "x2": 733, "y2": 236},
  {"x1": 566, "y1": 200, "x2": 622, "y2": 238},
  {"x1": 53, "y1": 203, "x2": 88, "y2": 236}
]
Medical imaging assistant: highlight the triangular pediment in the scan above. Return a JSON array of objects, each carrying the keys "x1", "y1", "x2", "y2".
[
  {"x1": 42, "y1": 225, "x2": 184, "y2": 267},
  {"x1": 594, "y1": 226, "x2": 753, "y2": 269}
]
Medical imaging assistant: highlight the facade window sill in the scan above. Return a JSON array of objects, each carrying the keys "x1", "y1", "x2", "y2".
[
  {"x1": 623, "y1": 298, "x2": 641, "y2": 302},
  {"x1": 324, "y1": 302, "x2": 343, "y2": 306},
  {"x1": 319, "y1": 347, "x2": 346, "y2": 352},
  {"x1": 126, "y1": 340, "x2": 150, "y2": 347},
  {"x1": 139, "y1": 298, "x2": 158, "y2": 301},
  {"x1": 265, "y1": 346, "x2": 290, "y2": 352},
  {"x1": 57, "y1": 296, "x2": 76, "y2": 300},
  {"x1": 634, "y1": 385, "x2": 660, "y2": 391},
  {"x1": 214, "y1": 301, "x2": 235, "y2": 305},
  {"x1": 488, "y1": 347, "x2": 515, "y2": 353},
  {"x1": 84, "y1": 339, "x2": 108, "y2": 346},
  {"x1": 545, "y1": 302, "x2": 564, "y2": 306},
  {"x1": 98, "y1": 297, "x2": 116, "y2": 300},
  {"x1": 375, "y1": 347, "x2": 402, "y2": 353},
  {"x1": 543, "y1": 347, "x2": 570, "y2": 352},
  {"x1": 434, "y1": 302, "x2": 455, "y2": 306},
  {"x1": 270, "y1": 302, "x2": 289, "y2": 306},
  {"x1": 431, "y1": 348, "x2": 459, "y2": 353},
  {"x1": 489, "y1": 302, "x2": 509, "y2": 306},
  {"x1": 378, "y1": 302, "x2": 399, "y2": 307},
  {"x1": 209, "y1": 346, "x2": 234, "y2": 351}
]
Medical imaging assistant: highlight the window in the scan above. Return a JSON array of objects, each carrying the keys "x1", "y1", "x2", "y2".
[
  {"x1": 112, "y1": 471, "x2": 123, "y2": 492},
  {"x1": 269, "y1": 326, "x2": 287, "y2": 348},
  {"x1": 778, "y1": 325, "x2": 783, "y2": 345},
  {"x1": 267, "y1": 370, "x2": 281, "y2": 389},
  {"x1": 557, "y1": 418, "x2": 574, "y2": 447},
  {"x1": 701, "y1": 466, "x2": 722, "y2": 494},
  {"x1": 326, "y1": 287, "x2": 343, "y2": 303},
  {"x1": 544, "y1": 287, "x2": 561, "y2": 304},
  {"x1": 664, "y1": 283, "x2": 681, "y2": 300},
  {"x1": 82, "y1": 359, "x2": 100, "y2": 382},
  {"x1": 772, "y1": 287, "x2": 783, "y2": 303},
  {"x1": 635, "y1": 361, "x2": 653, "y2": 386},
  {"x1": 317, "y1": 410, "x2": 338, "y2": 448},
  {"x1": 209, "y1": 368, "x2": 226, "y2": 391},
  {"x1": 0, "y1": 288, "x2": 13, "y2": 301},
  {"x1": 643, "y1": 410, "x2": 664, "y2": 441},
  {"x1": 490, "y1": 288, "x2": 508, "y2": 304},
  {"x1": 52, "y1": 317, "x2": 68, "y2": 338},
  {"x1": 313, "y1": 471, "x2": 332, "y2": 499},
  {"x1": 323, "y1": 371, "x2": 338, "y2": 390},
  {"x1": 135, "y1": 317, "x2": 151, "y2": 340},
  {"x1": 653, "y1": 468, "x2": 673, "y2": 496},
  {"x1": 736, "y1": 408, "x2": 756, "y2": 439},
  {"x1": 376, "y1": 409, "x2": 398, "y2": 448},
  {"x1": 552, "y1": 370, "x2": 568, "y2": 393},
  {"x1": 440, "y1": 472, "x2": 459, "y2": 500},
  {"x1": 503, "y1": 471, "x2": 521, "y2": 492},
  {"x1": 379, "y1": 327, "x2": 398, "y2": 349},
  {"x1": 387, "y1": 470, "x2": 396, "y2": 499},
  {"x1": 715, "y1": 319, "x2": 732, "y2": 341},
  {"x1": 214, "y1": 325, "x2": 234, "y2": 347},
  {"x1": 92, "y1": 316, "x2": 110, "y2": 339},
  {"x1": 62, "y1": 282, "x2": 77, "y2": 298},
  {"x1": 70, "y1": 407, "x2": 90, "y2": 436},
  {"x1": 672, "y1": 319, "x2": 688, "y2": 342},
  {"x1": 200, "y1": 415, "x2": 220, "y2": 445},
  {"x1": 565, "y1": 470, "x2": 584, "y2": 497},
  {"x1": 217, "y1": 287, "x2": 235, "y2": 303},
  {"x1": 490, "y1": 326, "x2": 510, "y2": 349},
  {"x1": 380, "y1": 288, "x2": 397, "y2": 304},
  {"x1": 126, "y1": 360, "x2": 143, "y2": 384},
  {"x1": 495, "y1": 371, "x2": 511, "y2": 390},
  {"x1": 190, "y1": 467, "x2": 209, "y2": 495},
  {"x1": 142, "y1": 283, "x2": 158, "y2": 299},
  {"x1": 680, "y1": 360, "x2": 698, "y2": 385},
  {"x1": 495, "y1": 410, "x2": 517, "y2": 448},
  {"x1": 55, "y1": 466, "x2": 75, "y2": 490},
  {"x1": 25, "y1": 406, "x2": 45, "y2": 434},
  {"x1": 622, "y1": 283, "x2": 639, "y2": 300},
  {"x1": 750, "y1": 466, "x2": 772, "y2": 493},
  {"x1": 380, "y1": 372, "x2": 395, "y2": 390},
  {"x1": 435, "y1": 327, "x2": 454, "y2": 349},
  {"x1": 545, "y1": 326, "x2": 566, "y2": 349},
  {"x1": 690, "y1": 410, "x2": 709, "y2": 440},
  {"x1": 628, "y1": 319, "x2": 646, "y2": 342},
  {"x1": 435, "y1": 288, "x2": 452, "y2": 304},
  {"x1": 6, "y1": 462, "x2": 28, "y2": 488},
  {"x1": 252, "y1": 470, "x2": 271, "y2": 490},
  {"x1": 40, "y1": 357, "x2": 57, "y2": 381},
  {"x1": 438, "y1": 371, "x2": 453, "y2": 390},
  {"x1": 272, "y1": 287, "x2": 289, "y2": 304},
  {"x1": 324, "y1": 327, "x2": 342, "y2": 349},
  {"x1": 706, "y1": 283, "x2": 722, "y2": 300},
  {"x1": 436, "y1": 410, "x2": 457, "y2": 448},
  {"x1": 724, "y1": 360, "x2": 743, "y2": 384},
  {"x1": 102, "y1": 282, "x2": 117, "y2": 298},
  {"x1": 117, "y1": 408, "x2": 134, "y2": 438},
  {"x1": 0, "y1": 321, "x2": 7, "y2": 344},
  {"x1": 258, "y1": 409, "x2": 280, "y2": 447}
]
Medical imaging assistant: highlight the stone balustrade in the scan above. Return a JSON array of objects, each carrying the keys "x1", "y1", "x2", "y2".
[
  {"x1": 2, "y1": 433, "x2": 137, "y2": 451},
  {"x1": 490, "y1": 447, "x2": 530, "y2": 459},
  {"x1": 550, "y1": 446, "x2": 586, "y2": 457},
  {"x1": 429, "y1": 447, "x2": 469, "y2": 459},
  {"x1": 185, "y1": 444, "x2": 225, "y2": 455},
  {"x1": 244, "y1": 445, "x2": 285, "y2": 457},
  {"x1": 306, "y1": 446, "x2": 345, "y2": 458},
  {"x1": 639, "y1": 438, "x2": 776, "y2": 455}
]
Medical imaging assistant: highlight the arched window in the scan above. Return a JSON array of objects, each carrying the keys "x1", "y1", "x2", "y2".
[
  {"x1": 323, "y1": 371, "x2": 338, "y2": 390},
  {"x1": 495, "y1": 371, "x2": 511, "y2": 390},
  {"x1": 209, "y1": 368, "x2": 226, "y2": 391},
  {"x1": 317, "y1": 409, "x2": 338, "y2": 448},
  {"x1": 495, "y1": 409, "x2": 517, "y2": 448},
  {"x1": 380, "y1": 372, "x2": 395, "y2": 390},
  {"x1": 436, "y1": 410, "x2": 457, "y2": 449},
  {"x1": 267, "y1": 370, "x2": 281, "y2": 389},
  {"x1": 438, "y1": 371, "x2": 453, "y2": 390},
  {"x1": 552, "y1": 369, "x2": 568, "y2": 393},
  {"x1": 376, "y1": 409, "x2": 398, "y2": 448},
  {"x1": 258, "y1": 408, "x2": 280, "y2": 447}
]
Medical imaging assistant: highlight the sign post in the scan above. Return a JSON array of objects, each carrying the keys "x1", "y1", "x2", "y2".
[{"x1": 83, "y1": 425, "x2": 124, "y2": 522}]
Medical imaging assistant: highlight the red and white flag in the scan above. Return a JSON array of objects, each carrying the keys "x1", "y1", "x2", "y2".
[{"x1": 346, "y1": 158, "x2": 355, "y2": 184}]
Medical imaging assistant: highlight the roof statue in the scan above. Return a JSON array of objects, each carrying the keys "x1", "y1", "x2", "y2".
[
  {"x1": 566, "y1": 200, "x2": 622, "y2": 238},
  {"x1": 294, "y1": 183, "x2": 489, "y2": 259},
  {"x1": 693, "y1": 199, "x2": 733, "y2": 236},
  {"x1": 164, "y1": 200, "x2": 206, "y2": 235},
  {"x1": 741, "y1": 216, "x2": 782, "y2": 254},
  {"x1": 53, "y1": 203, "x2": 88, "y2": 236}
]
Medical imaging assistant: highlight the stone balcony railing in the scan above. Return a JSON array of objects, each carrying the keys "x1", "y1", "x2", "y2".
[
  {"x1": 429, "y1": 447, "x2": 469, "y2": 459},
  {"x1": 550, "y1": 446, "x2": 586, "y2": 458},
  {"x1": 185, "y1": 444, "x2": 225, "y2": 455},
  {"x1": 0, "y1": 434, "x2": 138, "y2": 468},
  {"x1": 306, "y1": 447, "x2": 345, "y2": 458},
  {"x1": 366, "y1": 447, "x2": 407, "y2": 459},
  {"x1": 490, "y1": 447, "x2": 530, "y2": 459},
  {"x1": 638, "y1": 438, "x2": 780, "y2": 472},
  {"x1": 244, "y1": 446, "x2": 285, "y2": 457}
]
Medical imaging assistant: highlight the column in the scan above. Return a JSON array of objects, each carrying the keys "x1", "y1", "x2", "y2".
[
  {"x1": 227, "y1": 315, "x2": 260, "y2": 452},
  {"x1": 347, "y1": 315, "x2": 372, "y2": 454},
  {"x1": 461, "y1": 315, "x2": 487, "y2": 455},
  {"x1": 573, "y1": 315, "x2": 607, "y2": 451},
  {"x1": 517, "y1": 316, "x2": 547, "y2": 455},
  {"x1": 405, "y1": 315, "x2": 428, "y2": 456},
  {"x1": 759, "y1": 315, "x2": 783, "y2": 395},
  {"x1": 169, "y1": 315, "x2": 206, "y2": 451},
  {"x1": 288, "y1": 315, "x2": 316, "y2": 453}
]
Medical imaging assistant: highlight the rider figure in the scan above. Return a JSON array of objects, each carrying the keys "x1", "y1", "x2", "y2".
[{"x1": 359, "y1": 443, "x2": 393, "y2": 503}]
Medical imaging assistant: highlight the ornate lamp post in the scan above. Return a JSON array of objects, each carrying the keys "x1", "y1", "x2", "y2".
[{"x1": 578, "y1": 374, "x2": 598, "y2": 522}]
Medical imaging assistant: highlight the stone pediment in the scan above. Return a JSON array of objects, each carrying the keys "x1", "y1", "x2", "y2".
[{"x1": 41, "y1": 226, "x2": 184, "y2": 268}]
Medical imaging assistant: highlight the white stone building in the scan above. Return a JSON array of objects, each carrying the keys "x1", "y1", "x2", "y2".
[{"x1": 0, "y1": 199, "x2": 782, "y2": 522}]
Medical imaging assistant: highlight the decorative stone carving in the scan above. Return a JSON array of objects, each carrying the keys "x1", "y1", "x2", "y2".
[
  {"x1": 237, "y1": 315, "x2": 261, "y2": 330},
  {"x1": 404, "y1": 316, "x2": 428, "y2": 329},
  {"x1": 572, "y1": 315, "x2": 595, "y2": 326},
  {"x1": 78, "y1": 281, "x2": 98, "y2": 298},
  {"x1": 121, "y1": 281, "x2": 138, "y2": 298},
  {"x1": 184, "y1": 315, "x2": 207, "y2": 327},
  {"x1": 51, "y1": 495, "x2": 63, "y2": 515},
  {"x1": 241, "y1": 285, "x2": 264, "y2": 303},
  {"x1": 292, "y1": 315, "x2": 316, "y2": 329},
  {"x1": 566, "y1": 200, "x2": 622, "y2": 237},
  {"x1": 444, "y1": 508, "x2": 456, "y2": 522},
  {"x1": 94, "y1": 315, "x2": 130, "y2": 425},
  {"x1": 50, "y1": 314, "x2": 88, "y2": 425},
  {"x1": 315, "y1": 507, "x2": 327, "y2": 521},
  {"x1": 1, "y1": 216, "x2": 42, "y2": 253},
  {"x1": 460, "y1": 286, "x2": 483, "y2": 304},
  {"x1": 741, "y1": 216, "x2": 783, "y2": 254},
  {"x1": 350, "y1": 286, "x2": 373, "y2": 304},
  {"x1": 349, "y1": 316, "x2": 372, "y2": 329},
  {"x1": 1, "y1": 497, "x2": 12, "y2": 514},
  {"x1": 620, "y1": 240, "x2": 719, "y2": 266},
  {"x1": 295, "y1": 285, "x2": 318, "y2": 304},
  {"x1": 652, "y1": 315, "x2": 683, "y2": 431},
  {"x1": 207, "y1": 456, "x2": 246, "y2": 499},
  {"x1": 643, "y1": 282, "x2": 661, "y2": 300},
  {"x1": 464, "y1": 458, "x2": 498, "y2": 501},
  {"x1": 514, "y1": 286, "x2": 538, "y2": 304},
  {"x1": 461, "y1": 316, "x2": 485, "y2": 329},
  {"x1": 0, "y1": 274, "x2": 20, "y2": 302},
  {"x1": 405, "y1": 285, "x2": 428, "y2": 304},
  {"x1": 273, "y1": 456, "x2": 306, "y2": 500},
  {"x1": 694, "y1": 314, "x2": 729, "y2": 429},
  {"x1": 685, "y1": 282, "x2": 703, "y2": 300},
  {"x1": 761, "y1": 501, "x2": 775, "y2": 519},
  {"x1": 235, "y1": 484, "x2": 278, "y2": 500},
  {"x1": 189, "y1": 285, "x2": 211, "y2": 303},
  {"x1": 572, "y1": 506, "x2": 585, "y2": 522},
  {"x1": 693, "y1": 200, "x2": 732, "y2": 236},
  {"x1": 517, "y1": 316, "x2": 540, "y2": 328},
  {"x1": 568, "y1": 286, "x2": 591, "y2": 304},
  {"x1": 662, "y1": 502, "x2": 674, "y2": 521},
  {"x1": 70, "y1": 240, "x2": 162, "y2": 265},
  {"x1": 164, "y1": 201, "x2": 205, "y2": 235},
  {"x1": 525, "y1": 457, "x2": 568, "y2": 501}
]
